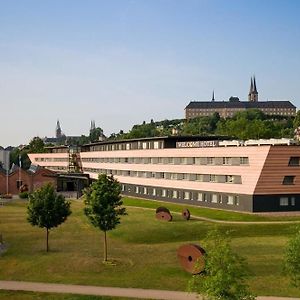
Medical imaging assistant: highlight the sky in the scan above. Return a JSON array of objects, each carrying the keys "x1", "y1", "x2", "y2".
[{"x1": 1, "y1": 0, "x2": 300, "y2": 147}]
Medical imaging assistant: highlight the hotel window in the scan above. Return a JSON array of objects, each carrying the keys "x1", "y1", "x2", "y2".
[
  {"x1": 234, "y1": 196, "x2": 240, "y2": 205},
  {"x1": 227, "y1": 195, "x2": 234, "y2": 205},
  {"x1": 180, "y1": 157, "x2": 187, "y2": 164},
  {"x1": 218, "y1": 194, "x2": 223, "y2": 203},
  {"x1": 143, "y1": 187, "x2": 147, "y2": 195},
  {"x1": 283, "y1": 176, "x2": 295, "y2": 185},
  {"x1": 184, "y1": 192, "x2": 190, "y2": 200},
  {"x1": 196, "y1": 174, "x2": 203, "y2": 181},
  {"x1": 197, "y1": 193, "x2": 203, "y2": 201},
  {"x1": 152, "y1": 188, "x2": 156, "y2": 196},
  {"x1": 168, "y1": 157, "x2": 174, "y2": 164},
  {"x1": 183, "y1": 173, "x2": 189, "y2": 180},
  {"x1": 225, "y1": 175, "x2": 234, "y2": 183},
  {"x1": 291, "y1": 197, "x2": 296, "y2": 206},
  {"x1": 209, "y1": 174, "x2": 217, "y2": 182},
  {"x1": 203, "y1": 193, "x2": 209, "y2": 202},
  {"x1": 189, "y1": 174, "x2": 196, "y2": 181},
  {"x1": 187, "y1": 157, "x2": 195, "y2": 164},
  {"x1": 280, "y1": 197, "x2": 289, "y2": 206},
  {"x1": 162, "y1": 189, "x2": 167, "y2": 197},
  {"x1": 135, "y1": 186, "x2": 139, "y2": 193},
  {"x1": 240, "y1": 157, "x2": 249, "y2": 165},
  {"x1": 177, "y1": 173, "x2": 184, "y2": 180},
  {"x1": 288, "y1": 157, "x2": 300, "y2": 166},
  {"x1": 212, "y1": 194, "x2": 218, "y2": 203},
  {"x1": 195, "y1": 158, "x2": 201, "y2": 165},
  {"x1": 173, "y1": 190, "x2": 178, "y2": 199},
  {"x1": 223, "y1": 157, "x2": 232, "y2": 165},
  {"x1": 207, "y1": 157, "x2": 215, "y2": 165}
]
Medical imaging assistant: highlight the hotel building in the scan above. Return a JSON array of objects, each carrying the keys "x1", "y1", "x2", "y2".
[{"x1": 28, "y1": 136, "x2": 300, "y2": 213}]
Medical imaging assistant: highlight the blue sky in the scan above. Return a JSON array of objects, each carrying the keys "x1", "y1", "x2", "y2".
[{"x1": 1, "y1": 0, "x2": 300, "y2": 146}]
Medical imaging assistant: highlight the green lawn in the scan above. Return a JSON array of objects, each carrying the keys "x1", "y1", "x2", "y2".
[
  {"x1": 123, "y1": 196, "x2": 300, "y2": 222},
  {"x1": 0, "y1": 291, "x2": 138, "y2": 300},
  {"x1": 0, "y1": 199, "x2": 300, "y2": 298}
]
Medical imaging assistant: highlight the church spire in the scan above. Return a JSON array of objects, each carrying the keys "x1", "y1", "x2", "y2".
[
  {"x1": 56, "y1": 120, "x2": 62, "y2": 138},
  {"x1": 253, "y1": 75, "x2": 257, "y2": 93},
  {"x1": 212, "y1": 90, "x2": 215, "y2": 102},
  {"x1": 248, "y1": 76, "x2": 258, "y2": 102}
]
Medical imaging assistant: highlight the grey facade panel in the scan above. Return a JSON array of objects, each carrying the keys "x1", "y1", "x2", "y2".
[
  {"x1": 253, "y1": 194, "x2": 300, "y2": 212},
  {"x1": 121, "y1": 183, "x2": 253, "y2": 212}
]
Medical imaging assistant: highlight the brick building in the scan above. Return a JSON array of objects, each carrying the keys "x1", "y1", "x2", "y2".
[{"x1": 0, "y1": 165, "x2": 57, "y2": 195}]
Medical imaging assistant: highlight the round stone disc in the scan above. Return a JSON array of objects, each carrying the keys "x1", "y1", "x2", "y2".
[
  {"x1": 177, "y1": 244, "x2": 206, "y2": 274},
  {"x1": 182, "y1": 208, "x2": 191, "y2": 220},
  {"x1": 156, "y1": 206, "x2": 171, "y2": 214},
  {"x1": 155, "y1": 211, "x2": 172, "y2": 222}
]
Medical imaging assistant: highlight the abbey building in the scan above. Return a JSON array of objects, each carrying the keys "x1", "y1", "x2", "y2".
[{"x1": 185, "y1": 77, "x2": 296, "y2": 119}]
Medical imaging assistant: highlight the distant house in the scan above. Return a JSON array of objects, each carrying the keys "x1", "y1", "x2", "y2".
[
  {"x1": 185, "y1": 77, "x2": 296, "y2": 119},
  {"x1": 0, "y1": 165, "x2": 57, "y2": 195}
]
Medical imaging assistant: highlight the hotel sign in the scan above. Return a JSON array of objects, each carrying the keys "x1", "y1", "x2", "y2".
[{"x1": 176, "y1": 140, "x2": 219, "y2": 148}]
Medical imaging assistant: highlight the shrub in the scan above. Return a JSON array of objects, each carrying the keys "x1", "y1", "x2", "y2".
[{"x1": 19, "y1": 191, "x2": 29, "y2": 199}]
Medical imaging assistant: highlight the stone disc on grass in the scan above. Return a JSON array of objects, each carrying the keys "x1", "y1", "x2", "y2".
[
  {"x1": 182, "y1": 208, "x2": 191, "y2": 220},
  {"x1": 155, "y1": 211, "x2": 172, "y2": 222},
  {"x1": 177, "y1": 244, "x2": 206, "y2": 274},
  {"x1": 156, "y1": 206, "x2": 171, "y2": 214}
]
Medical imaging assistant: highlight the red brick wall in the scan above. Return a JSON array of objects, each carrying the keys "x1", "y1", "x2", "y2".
[{"x1": 0, "y1": 167, "x2": 57, "y2": 195}]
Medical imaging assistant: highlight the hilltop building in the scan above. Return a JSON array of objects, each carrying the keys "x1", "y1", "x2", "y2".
[
  {"x1": 185, "y1": 77, "x2": 296, "y2": 119},
  {"x1": 44, "y1": 120, "x2": 67, "y2": 145}
]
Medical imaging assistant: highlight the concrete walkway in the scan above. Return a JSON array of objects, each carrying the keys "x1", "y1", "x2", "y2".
[{"x1": 0, "y1": 280, "x2": 300, "y2": 300}]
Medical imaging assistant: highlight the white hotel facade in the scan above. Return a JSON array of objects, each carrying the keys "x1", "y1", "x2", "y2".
[{"x1": 28, "y1": 136, "x2": 300, "y2": 212}]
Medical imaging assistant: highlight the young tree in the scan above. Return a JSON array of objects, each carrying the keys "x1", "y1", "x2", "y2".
[
  {"x1": 84, "y1": 174, "x2": 126, "y2": 262},
  {"x1": 27, "y1": 183, "x2": 71, "y2": 252},
  {"x1": 283, "y1": 226, "x2": 300, "y2": 287},
  {"x1": 188, "y1": 228, "x2": 255, "y2": 300}
]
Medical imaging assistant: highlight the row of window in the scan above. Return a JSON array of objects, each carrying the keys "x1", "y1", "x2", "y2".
[
  {"x1": 48, "y1": 166, "x2": 68, "y2": 171},
  {"x1": 122, "y1": 184, "x2": 240, "y2": 206},
  {"x1": 35, "y1": 157, "x2": 68, "y2": 162},
  {"x1": 83, "y1": 168, "x2": 242, "y2": 184},
  {"x1": 87, "y1": 140, "x2": 164, "y2": 152},
  {"x1": 81, "y1": 156, "x2": 249, "y2": 166},
  {"x1": 280, "y1": 197, "x2": 296, "y2": 206}
]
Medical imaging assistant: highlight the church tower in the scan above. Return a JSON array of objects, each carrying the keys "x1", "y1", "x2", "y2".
[
  {"x1": 248, "y1": 76, "x2": 258, "y2": 102},
  {"x1": 56, "y1": 120, "x2": 62, "y2": 139}
]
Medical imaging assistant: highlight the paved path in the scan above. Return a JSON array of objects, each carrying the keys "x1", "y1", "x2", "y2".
[{"x1": 0, "y1": 281, "x2": 299, "y2": 300}]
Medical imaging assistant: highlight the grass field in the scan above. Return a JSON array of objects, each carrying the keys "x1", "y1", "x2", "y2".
[
  {"x1": 0, "y1": 198, "x2": 300, "y2": 299},
  {"x1": 123, "y1": 197, "x2": 300, "y2": 222},
  {"x1": 0, "y1": 291, "x2": 134, "y2": 300}
]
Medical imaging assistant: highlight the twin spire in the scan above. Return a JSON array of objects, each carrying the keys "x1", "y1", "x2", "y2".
[
  {"x1": 210, "y1": 76, "x2": 258, "y2": 103},
  {"x1": 248, "y1": 76, "x2": 258, "y2": 102}
]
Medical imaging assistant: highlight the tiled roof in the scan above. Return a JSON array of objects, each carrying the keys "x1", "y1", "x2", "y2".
[{"x1": 185, "y1": 101, "x2": 296, "y2": 109}]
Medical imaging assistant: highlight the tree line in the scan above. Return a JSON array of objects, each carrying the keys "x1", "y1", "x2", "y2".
[{"x1": 109, "y1": 109, "x2": 300, "y2": 141}]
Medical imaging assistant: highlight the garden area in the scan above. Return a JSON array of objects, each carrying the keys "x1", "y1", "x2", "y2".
[{"x1": 1, "y1": 197, "x2": 300, "y2": 299}]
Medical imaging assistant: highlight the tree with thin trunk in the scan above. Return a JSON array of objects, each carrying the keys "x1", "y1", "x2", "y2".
[
  {"x1": 27, "y1": 183, "x2": 71, "y2": 252},
  {"x1": 84, "y1": 174, "x2": 126, "y2": 262}
]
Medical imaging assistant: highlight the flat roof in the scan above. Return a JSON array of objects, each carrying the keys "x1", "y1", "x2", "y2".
[{"x1": 82, "y1": 135, "x2": 231, "y2": 147}]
